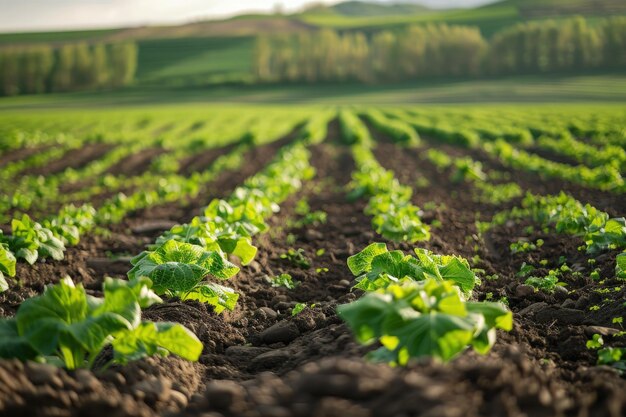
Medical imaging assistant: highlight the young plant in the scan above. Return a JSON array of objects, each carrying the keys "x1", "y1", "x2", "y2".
[
  {"x1": 450, "y1": 157, "x2": 486, "y2": 184},
  {"x1": 0, "y1": 276, "x2": 202, "y2": 369},
  {"x1": 510, "y1": 239, "x2": 543, "y2": 254},
  {"x1": 347, "y1": 243, "x2": 478, "y2": 297},
  {"x1": 0, "y1": 243, "x2": 16, "y2": 293},
  {"x1": 586, "y1": 334, "x2": 604, "y2": 349},
  {"x1": 128, "y1": 240, "x2": 240, "y2": 313},
  {"x1": 617, "y1": 253, "x2": 626, "y2": 280},
  {"x1": 491, "y1": 192, "x2": 626, "y2": 254},
  {"x1": 349, "y1": 143, "x2": 430, "y2": 244},
  {"x1": 153, "y1": 215, "x2": 258, "y2": 265},
  {"x1": 291, "y1": 303, "x2": 308, "y2": 316},
  {"x1": 291, "y1": 199, "x2": 327, "y2": 228},
  {"x1": 280, "y1": 248, "x2": 311, "y2": 269},
  {"x1": 524, "y1": 267, "x2": 567, "y2": 293},
  {"x1": 1, "y1": 214, "x2": 65, "y2": 264},
  {"x1": 338, "y1": 279, "x2": 512, "y2": 365},
  {"x1": 597, "y1": 347, "x2": 626, "y2": 373},
  {"x1": 267, "y1": 273, "x2": 299, "y2": 290}
]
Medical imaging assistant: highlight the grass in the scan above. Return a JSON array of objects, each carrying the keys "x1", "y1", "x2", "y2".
[
  {"x1": 297, "y1": 0, "x2": 626, "y2": 36},
  {"x1": 0, "y1": 74, "x2": 624, "y2": 110},
  {"x1": 299, "y1": 6, "x2": 521, "y2": 36},
  {"x1": 135, "y1": 37, "x2": 254, "y2": 86},
  {"x1": 0, "y1": 28, "x2": 121, "y2": 44}
]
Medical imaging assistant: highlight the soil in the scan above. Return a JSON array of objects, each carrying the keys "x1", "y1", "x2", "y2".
[
  {"x1": 1, "y1": 120, "x2": 625, "y2": 417},
  {"x1": 0, "y1": 145, "x2": 54, "y2": 167},
  {"x1": 178, "y1": 143, "x2": 239, "y2": 177},
  {"x1": 527, "y1": 146, "x2": 582, "y2": 167},
  {"x1": 22, "y1": 143, "x2": 116, "y2": 177},
  {"x1": 105, "y1": 148, "x2": 166, "y2": 177}
]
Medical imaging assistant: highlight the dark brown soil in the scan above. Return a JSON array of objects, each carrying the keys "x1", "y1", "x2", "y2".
[
  {"x1": 178, "y1": 143, "x2": 238, "y2": 177},
  {"x1": 0, "y1": 145, "x2": 54, "y2": 167},
  {"x1": 105, "y1": 148, "x2": 166, "y2": 177},
  {"x1": 421, "y1": 137, "x2": 625, "y2": 217},
  {"x1": 22, "y1": 143, "x2": 116, "y2": 177},
  {"x1": 527, "y1": 145, "x2": 582, "y2": 167},
  {"x1": 1, "y1": 122, "x2": 625, "y2": 417}
]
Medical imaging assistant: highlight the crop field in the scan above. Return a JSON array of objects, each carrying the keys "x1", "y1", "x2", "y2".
[{"x1": 0, "y1": 104, "x2": 625, "y2": 417}]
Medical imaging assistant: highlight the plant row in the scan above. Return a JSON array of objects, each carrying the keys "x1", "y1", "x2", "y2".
[
  {"x1": 0, "y1": 114, "x2": 329, "y2": 370},
  {"x1": 489, "y1": 192, "x2": 626, "y2": 254},
  {"x1": 339, "y1": 111, "x2": 430, "y2": 243}
]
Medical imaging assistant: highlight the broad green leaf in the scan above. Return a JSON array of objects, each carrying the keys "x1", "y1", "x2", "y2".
[
  {"x1": 112, "y1": 322, "x2": 162, "y2": 364},
  {"x1": 0, "y1": 275, "x2": 7, "y2": 293},
  {"x1": 0, "y1": 245, "x2": 16, "y2": 277},
  {"x1": 129, "y1": 241, "x2": 239, "y2": 294},
  {"x1": 391, "y1": 312, "x2": 475, "y2": 363},
  {"x1": 68, "y1": 313, "x2": 131, "y2": 353},
  {"x1": 466, "y1": 302, "x2": 513, "y2": 331},
  {"x1": 150, "y1": 263, "x2": 209, "y2": 294},
  {"x1": 354, "y1": 273, "x2": 398, "y2": 292},
  {"x1": 102, "y1": 276, "x2": 162, "y2": 309},
  {"x1": 437, "y1": 293, "x2": 467, "y2": 317},
  {"x1": 38, "y1": 234, "x2": 66, "y2": 261},
  {"x1": 218, "y1": 237, "x2": 257, "y2": 265},
  {"x1": 0, "y1": 319, "x2": 38, "y2": 361},
  {"x1": 617, "y1": 253, "x2": 626, "y2": 279},
  {"x1": 152, "y1": 322, "x2": 203, "y2": 361},
  {"x1": 204, "y1": 250, "x2": 239, "y2": 279},
  {"x1": 438, "y1": 258, "x2": 476, "y2": 294},
  {"x1": 17, "y1": 277, "x2": 88, "y2": 355},
  {"x1": 470, "y1": 325, "x2": 497, "y2": 355},
  {"x1": 92, "y1": 284, "x2": 141, "y2": 327},
  {"x1": 347, "y1": 243, "x2": 388, "y2": 275},
  {"x1": 17, "y1": 247, "x2": 38, "y2": 265},
  {"x1": 339, "y1": 276, "x2": 513, "y2": 365},
  {"x1": 368, "y1": 251, "x2": 415, "y2": 280},
  {"x1": 112, "y1": 321, "x2": 203, "y2": 364},
  {"x1": 337, "y1": 293, "x2": 392, "y2": 344},
  {"x1": 183, "y1": 283, "x2": 239, "y2": 313}
]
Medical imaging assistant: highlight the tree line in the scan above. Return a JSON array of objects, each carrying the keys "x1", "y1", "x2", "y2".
[
  {"x1": 254, "y1": 16, "x2": 626, "y2": 83},
  {"x1": 0, "y1": 42, "x2": 137, "y2": 96}
]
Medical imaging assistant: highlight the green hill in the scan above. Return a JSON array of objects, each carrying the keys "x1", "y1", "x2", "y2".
[
  {"x1": 0, "y1": 0, "x2": 624, "y2": 91},
  {"x1": 302, "y1": 1, "x2": 430, "y2": 17},
  {"x1": 299, "y1": 0, "x2": 626, "y2": 35}
]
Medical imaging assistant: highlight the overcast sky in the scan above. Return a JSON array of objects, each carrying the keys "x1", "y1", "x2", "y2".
[{"x1": 0, "y1": 0, "x2": 496, "y2": 33}]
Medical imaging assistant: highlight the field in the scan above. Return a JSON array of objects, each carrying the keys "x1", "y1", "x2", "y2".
[
  {"x1": 2, "y1": 0, "x2": 624, "y2": 95},
  {"x1": 0, "y1": 103, "x2": 624, "y2": 416},
  {"x1": 0, "y1": 75, "x2": 625, "y2": 110}
]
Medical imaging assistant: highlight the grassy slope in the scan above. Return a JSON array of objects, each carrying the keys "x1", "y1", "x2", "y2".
[
  {"x1": 298, "y1": 0, "x2": 626, "y2": 35},
  {"x1": 135, "y1": 37, "x2": 254, "y2": 86},
  {"x1": 299, "y1": 6, "x2": 520, "y2": 36},
  {"x1": 0, "y1": 28, "x2": 122, "y2": 44},
  {"x1": 304, "y1": 1, "x2": 430, "y2": 17},
  {"x1": 129, "y1": 0, "x2": 626, "y2": 88},
  {"x1": 0, "y1": 0, "x2": 624, "y2": 91},
  {"x1": 0, "y1": 75, "x2": 624, "y2": 109}
]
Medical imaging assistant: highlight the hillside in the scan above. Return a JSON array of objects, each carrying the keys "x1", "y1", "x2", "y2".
[
  {"x1": 302, "y1": 1, "x2": 430, "y2": 17},
  {"x1": 0, "y1": 0, "x2": 624, "y2": 92},
  {"x1": 299, "y1": 0, "x2": 626, "y2": 35},
  {"x1": 482, "y1": 0, "x2": 626, "y2": 17},
  {"x1": 1, "y1": 0, "x2": 625, "y2": 45}
]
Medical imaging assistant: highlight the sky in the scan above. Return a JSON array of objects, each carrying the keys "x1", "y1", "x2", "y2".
[{"x1": 0, "y1": 0, "x2": 496, "y2": 33}]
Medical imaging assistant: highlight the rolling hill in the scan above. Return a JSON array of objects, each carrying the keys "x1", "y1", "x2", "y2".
[
  {"x1": 302, "y1": 1, "x2": 431, "y2": 17},
  {"x1": 0, "y1": 0, "x2": 624, "y2": 90}
]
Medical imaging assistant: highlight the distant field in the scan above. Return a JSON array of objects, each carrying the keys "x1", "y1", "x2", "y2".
[
  {"x1": 0, "y1": 28, "x2": 121, "y2": 44},
  {"x1": 298, "y1": 0, "x2": 626, "y2": 35},
  {"x1": 0, "y1": 74, "x2": 624, "y2": 109},
  {"x1": 0, "y1": 0, "x2": 624, "y2": 94},
  {"x1": 299, "y1": 5, "x2": 522, "y2": 36},
  {"x1": 135, "y1": 36, "x2": 254, "y2": 86}
]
